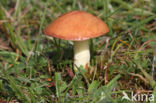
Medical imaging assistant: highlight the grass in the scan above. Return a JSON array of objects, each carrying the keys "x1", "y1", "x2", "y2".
[{"x1": 0, "y1": 0, "x2": 156, "y2": 102}]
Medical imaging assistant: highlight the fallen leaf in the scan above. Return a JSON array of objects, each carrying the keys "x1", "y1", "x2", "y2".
[{"x1": 66, "y1": 66, "x2": 74, "y2": 78}]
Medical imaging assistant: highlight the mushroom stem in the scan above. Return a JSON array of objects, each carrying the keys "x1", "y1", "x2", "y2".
[{"x1": 74, "y1": 40, "x2": 90, "y2": 70}]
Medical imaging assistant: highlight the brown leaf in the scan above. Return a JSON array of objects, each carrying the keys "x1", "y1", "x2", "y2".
[
  {"x1": 48, "y1": 82, "x2": 56, "y2": 87},
  {"x1": 0, "y1": 38, "x2": 11, "y2": 50},
  {"x1": 45, "y1": 78, "x2": 52, "y2": 81},
  {"x1": 66, "y1": 66, "x2": 74, "y2": 78},
  {"x1": 0, "y1": 99, "x2": 6, "y2": 103},
  {"x1": 9, "y1": 99, "x2": 20, "y2": 103}
]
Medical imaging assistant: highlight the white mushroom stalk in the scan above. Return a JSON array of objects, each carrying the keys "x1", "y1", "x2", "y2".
[{"x1": 74, "y1": 40, "x2": 90, "y2": 70}]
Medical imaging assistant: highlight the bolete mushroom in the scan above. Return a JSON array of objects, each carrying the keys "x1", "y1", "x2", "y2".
[{"x1": 44, "y1": 10, "x2": 109, "y2": 70}]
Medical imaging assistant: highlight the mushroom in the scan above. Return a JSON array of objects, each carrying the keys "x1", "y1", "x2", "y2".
[{"x1": 44, "y1": 10, "x2": 109, "y2": 70}]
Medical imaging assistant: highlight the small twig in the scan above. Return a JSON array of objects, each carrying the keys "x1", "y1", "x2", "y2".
[
  {"x1": 15, "y1": 49, "x2": 20, "y2": 61},
  {"x1": 48, "y1": 61, "x2": 52, "y2": 76},
  {"x1": 104, "y1": 63, "x2": 111, "y2": 84},
  {"x1": 118, "y1": 39, "x2": 130, "y2": 47},
  {"x1": 129, "y1": 73, "x2": 148, "y2": 84},
  {"x1": 150, "y1": 26, "x2": 156, "y2": 31},
  {"x1": 100, "y1": 37, "x2": 110, "y2": 55},
  {"x1": 77, "y1": 1, "x2": 83, "y2": 10},
  {"x1": 1, "y1": 5, "x2": 14, "y2": 21},
  {"x1": 136, "y1": 89, "x2": 153, "y2": 94},
  {"x1": 104, "y1": 65, "x2": 108, "y2": 84},
  {"x1": 0, "y1": 20, "x2": 8, "y2": 23},
  {"x1": 138, "y1": 39, "x2": 156, "y2": 51}
]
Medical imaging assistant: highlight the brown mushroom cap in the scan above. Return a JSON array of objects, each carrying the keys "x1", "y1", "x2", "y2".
[{"x1": 44, "y1": 10, "x2": 109, "y2": 41}]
